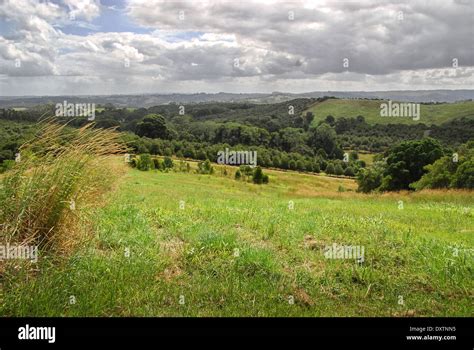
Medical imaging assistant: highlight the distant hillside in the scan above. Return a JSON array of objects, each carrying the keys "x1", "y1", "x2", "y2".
[
  {"x1": 306, "y1": 99, "x2": 474, "y2": 126},
  {"x1": 0, "y1": 90, "x2": 472, "y2": 108}
]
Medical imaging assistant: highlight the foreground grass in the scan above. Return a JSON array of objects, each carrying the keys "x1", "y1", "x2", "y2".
[
  {"x1": 306, "y1": 99, "x2": 474, "y2": 125},
  {"x1": 2, "y1": 164, "x2": 473, "y2": 316}
]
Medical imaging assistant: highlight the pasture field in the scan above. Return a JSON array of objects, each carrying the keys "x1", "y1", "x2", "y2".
[
  {"x1": 2, "y1": 161, "x2": 473, "y2": 317},
  {"x1": 356, "y1": 153, "x2": 375, "y2": 166},
  {"x1": 306, "y1": 99, "x2": 474, "y2": 125}
]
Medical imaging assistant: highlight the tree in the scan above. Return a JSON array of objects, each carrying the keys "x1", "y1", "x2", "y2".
[
  {"x1": 136, "y1": 114, "x2": 170, "y2": 139},
  {"x1": 410, "y1": 156, "x2": 456, "y2": 190},
  {"x1": 196, "y1": 149, "x2": 207, "y2": 160},
  {"x1": 334, "y1": 164, "x2": 344, "y2": 175},
  {"x1": 183, "y1": 146, "x2": 196, "y2": 159},
  {"x1": 411, "y1": 141, "x2": 474, "y2": 190},
  {"x1": 288, "y1": 160, "x2": 297, "y2": 170},
  {"x1": 356, "y1": 161, "x2": 384, "y2": 193},
  {"x1": 252, "y1": 166, "x2": 264, "y2": 184},
  {"x1": 94, "y1": 119, "x2": 120, "y2": 129},
  {"x1": 280, "y1": 154, "x2": 289, "y2": 169},
  {"x1": 317, "y1": 148, "x2": 327, "y2": 159},
  {"x1": 309, "y1": 123, "x2": 341, "y2": 158},
  {"x1": 325, "y1": 163, "x2": 335, "y2": 174},
  {"x1": 303, "y1": 111, "x2": 315, "y2": 130},
  {"x1": 312, "y1": 161, "x2": 320, "y2": 173},
  {"x1": 451, "y1": 160, "x2": 474, "y2": 189},
  {"x1": 349, "y1": 151, "x2": 359, "y2": 161},
  {"x1": 163, "y1": 147, "x2": 173, "y2": 157},
  {"x1": 344, "y1": 166, "x2": 355, "y2": 177},
  {"x1": 296, "y1": 160, "x2": 306, "y2": 171},
  {"x1": 380, "y1": 138, "x2": 444, "y2": 191},
  {"x1": 278, "y1": 127, "x2": 307, "y2": 153},
  {"x1": 272, "y1": 155, "x2": 281, "y2": 168},
  {"x1": 325, "y1": 115, "x2": 335, "y2": 126}
]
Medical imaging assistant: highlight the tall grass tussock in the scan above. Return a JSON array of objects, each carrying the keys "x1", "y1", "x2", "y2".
[{"x1": 0, "y1": 120, "x2": 127, "y2": 258}]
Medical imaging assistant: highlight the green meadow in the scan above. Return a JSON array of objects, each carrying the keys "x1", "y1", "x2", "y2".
[
  {"x1": 306, "y1": 99, "x2": 474, "y2": 125},
  {"x1": 2, "y1": 162, "x2": 473, "y2": 317}
]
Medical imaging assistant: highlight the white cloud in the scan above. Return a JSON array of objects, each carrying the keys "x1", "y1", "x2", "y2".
[
  {"x1": 64, "y1": 0, "x2": 101, "y2": 21},
  {"x1": 0, "y1": 0, "x2": 473, "y2": 95}
]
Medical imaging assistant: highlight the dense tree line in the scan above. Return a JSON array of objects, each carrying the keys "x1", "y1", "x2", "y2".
[
  {"x1": 121, "y1": 132, "x2": 338, "y2": 174},
  {"x1": 329, "y1": 115, "x2": 474, "y2": 152},
  {"x1": 2, "y1": 99, "x2": 471, "y2": 157},
  {"x1": 1, "y1": 98, "x2": 473, "y2": 186}
]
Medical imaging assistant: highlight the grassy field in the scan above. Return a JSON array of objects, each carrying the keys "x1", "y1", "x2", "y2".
[
  {"x1": 306, "y1": 99, "x2": 474, "y2": 125},
  {"x1": 1, "y1": 161, "x2": 473, "y2": 317},
  {"x1": 357, "y1": 153, "x2": 375, "y2": 166}
]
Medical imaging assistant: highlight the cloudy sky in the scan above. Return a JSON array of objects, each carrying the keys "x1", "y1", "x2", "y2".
[{"x1": 0, "y1": 0, "x2": 473, "y2": 96}]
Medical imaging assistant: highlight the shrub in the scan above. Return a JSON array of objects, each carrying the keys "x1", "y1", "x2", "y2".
[
  {"x1": 325, "y1": 163, "x2": 335, "y2": 174},
  {"x1": 163, "y1": 148, "x2": 173, "y2": 157},
  {"x1": 153, "y1": 158, "x2": 163, "y2": 170},
  {"x1": 344, "y1": 166, "x2": 355, "y2": 177},
  {"x1": 239, "y1": 165, "x2": 253, "y2": 177},
  {"x1": 334, "y1": 164, "x2": 344, "y2": 176},
  {"x1": 252, "y1": 166, "x2": 264, "y2": 184},
  {"x1": 177, "y1": 160, "x2": 189, "y2": 172},
  {"x1": 163, "y1": 156, "x2": 174, "y2": 169},
  {"x1": 137, "y1": 153, "x2": 154, "y2": 171},
  {"x1": 235, "y1": 169, "x2": 242, "y2": 180},
  {"x1": 252, "y1": 166, "x2": 269, "y2": 184},
  {"x1": 197, "y1": 159, "x2": 213, "y2": 174}
]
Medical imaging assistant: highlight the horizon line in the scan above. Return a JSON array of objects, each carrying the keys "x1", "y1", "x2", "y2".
[{"x1": 1, "y1": 89, "x2": 474, "y2": 99}]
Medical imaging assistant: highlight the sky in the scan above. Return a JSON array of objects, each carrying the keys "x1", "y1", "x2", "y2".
[{"x1": 0, "y1": 0, "x2": 473, "y2": 96}]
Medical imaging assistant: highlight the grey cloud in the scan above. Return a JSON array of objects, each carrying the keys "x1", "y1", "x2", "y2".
[{"x1": 0, "y1": 0, "x2": 473, "y2": 95}]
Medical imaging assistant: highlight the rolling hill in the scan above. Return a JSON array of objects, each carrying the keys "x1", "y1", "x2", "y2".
[{"x1": 306, "y1": 99, "x2": 474, "y2": 126}]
